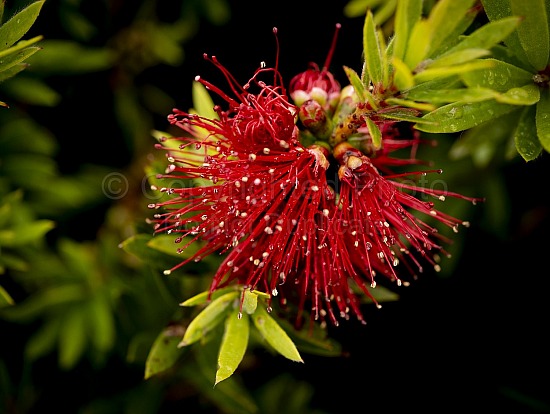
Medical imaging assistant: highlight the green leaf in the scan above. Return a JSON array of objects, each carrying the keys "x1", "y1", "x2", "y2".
[
  {"x1": 0, "y1": 77, "x2": 60, "y2": 106},
  {"x1": 144, "y1": 325, "x2": 186, "y2": 379},
  {"x1": 363, "y1": 10, "x2": 383, "y2": 86},
  {"x1": 365, "y1": 117, "x2": 382, "y2": 149},
  {"x1": 192, "y1": 80, "x2": 218, "y2": 119},
  {"x1": 426, "y1": 48, "x2": 491, "y2": 68},
  {"x1": 511, "y1": 0, "x2": 550, "y2": 70},
  {"x1": 215, "y1": 312, "x2": 250, "y2": 385},
  {"x1": 252, "y1": 305, "x2": 303, "y2": 363},
  {"x1": 26, "y1": 39, "x2": 114, "y2": 74},
  {"x1": 413, "y1": 59, "x2": 495, "y2": 83},
  {"x1": 393, "y1": 0, "x2": 423, "y2": 60},
  {"x1": 406, "y1": 87, "x2": 500, "y2": 104},
  {"x1": 87, "y1": 294, "x2": 115, "y2": 353},
  {"x1": 179, "y1": 286, "x2": 239, "y2": 307},
  {"x1": 417, "y1": 100, "x2": 518, "y2": 133},
  {"x1": 536, "y1": 90, "x2": 550, "y2": 152},
  {"x1": 391, "y1": 56, "x2": 415, "y2": 90},
  {"x1": 0, "y1": 285, "x2": 14, "y2": 307},
  {"x1": 276, "y1": 318, "x2": 343, "y2": 357},
  {"x1": 343, "y1": 65, "x2": 366, "y2": 102},
  {"x1": 0, "y1": 1, "x2": 44, "y2": 52},
  {"x1": 0, "y1": 219, "x2": 54, "y2": 247},
  {"x1": 445, "y1": 16, "x2": 522, "y2": 54},
  {"x1": 481, "y1": 0, "x2": 532, "y2": 69},
  {"x1": 495, "y1": 84, "x2": 540, "y2": 105},
  {"x1": 179, "y1": 291, "x2": 239, "y2": 347},
  {"x1": 58, "y1": 306, "x2": 87, "y2": 369},
  {"x1": 461, "y1": 59, "x2": 534, "y2": 92},
  {"x1": 147, "y1": 233, "x2": 203, "y2": 258},
  {"x1": 241, "y1": 289, "x2": 258, "y2": 315},
  {"x1": 514, "y1": 105, "x2": 541, "y2": 161}
]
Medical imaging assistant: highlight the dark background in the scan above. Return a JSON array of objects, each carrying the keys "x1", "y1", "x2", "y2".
[{"x1": 2, "y1": 0, "x2": 549, "y2": 412}]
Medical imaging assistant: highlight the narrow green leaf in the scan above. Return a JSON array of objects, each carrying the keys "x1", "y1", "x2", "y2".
[
  {"x1": 406, "y1": 87, "x2": 499, "y2": 104},
  {"x1": 0, "y1": 35, "x2": 42, "y2": 60},
  {"x1": 252, "y1": 305, "x2": 303, "y2": 363},
  {"x1": 414, "y1": 59, "x2": 495, "y2": 83},
  {"x1": 58, "y1": 306, "x2": 87, "y2": 369},
  {"x1": 426, "y1": 48, "x2": 491, "y2": 69},
  {"x1": 514, "y1": 105, "x2": 541, "y2": 161},
  {"x1": 460, "y1": 59, "x2": 533, "y2": 92},
  {"x1": 481, "y1": 0, "x2": 532, "y2": 68},
  {"x1": 363, "y1": 10, "x2": 382, "y2": 86},
  {"x1": 377, "y1": 107, "x2": 433, "y2": 123},
  {"x1": 417, "y1": 100, "x2": 518, "y2": 133},
  {"x1": 0, "y1": 285, "x2": 14, "y2": 307},
  {"x1": 343, "y1": 65, "x2": 366, "y2": 102},
  {"x1": 241, "y1": 289, "x2": 258, "y2": 315},
  {"x1": 391, "y1": 56, "x2": 415, "y2": 90},
  {"x1": 393, "y1": 0, "x2": 423, "y2": 60},
  {"x1": 192, "y1": 81, "x2": 217, "y2": 119},
  {"x1": 215, "y1": 312, "x2": 250, "y2": 385},
  {"x1": 0, "y1": 219, "x2": 54, "y2": 247},
  {"x1": 424, "y1": 0, "x2": 477, "y2": 58},
  {"x1": 87, "y1": 294, "x2": 115, "y2": 353},
  {"x1": 445, "y1": 16, "x2": 522, "y2": 54},
  {"x1": 495, "y1": 84, "x2": 540, "y2": 105},
  {"x1": 0, "y1": 46, "x2": 40, "y2": 73},
  {"x1": 511, "y1": 0, "x2": 549, "y2": 70},
  {"x1": 0, "y1": 1, "x2": 44, "y2": 52},
  {"x1": 179, "y1": 286, "x2": 238, "y2": 307},
  {"x1": 144, "y1": 325, "x2": 186, "y2": 379},
  {"x1": 179, "y1": 291, "x2": 239, "y2": 347},
  {"x1": 536, "y1": 90, "x2": 550, "y2": 152},
  {"x1": 365, "y1": 117, "x2": 381, "y2": 149},
  {"x1": 404, "y1": 19, "x2": 430, "y2": 69},
  {"x1": 384, "y1": 98, "x2": 436, "y2": 112}
]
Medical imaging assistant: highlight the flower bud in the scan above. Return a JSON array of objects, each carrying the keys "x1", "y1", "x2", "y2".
[{"x1": 298, "y1": 99, "x2": 333, "y2": 140}]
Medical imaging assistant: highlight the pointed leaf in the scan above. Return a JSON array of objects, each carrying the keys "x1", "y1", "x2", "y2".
[
  {"x1": 393, "y1": 0, "x2": 423, "y2": 60},
  {"x1": 417, "y1": 100, "x2": 518, "y2": 133},
  {"x1": 252, "y1": 305, "x2": 303, "y2": 363},
  {"x1": 180, "y1": 287, "x2": 239, "y2": 307},
  {"x1": 391, "y1": 56, "x2": 415, "y2": 90},
  {"x1": 0, "y1": 1, "x2": 44, "y2": 52},
  {"x1": 426, "y1": 48, "x2": 491, "y2": 68},
  {"x1": 514, "y1": 105, "x2": 541, "y2": 161},
  {"x1": 445, "y1": 16, "x2": 522, "y2": 54},
  {"x1": 363, "y1": 10, "x2": 382, "y2": 85},
  {"x1": 511, "y1": 0, "x2": 549, "y2": 70},
  {"x1": 343, "y1": 65, "x2": 366, "y2": 102},
  {"x1": 0, "y1": 285, "x2": 14, "y2": 307},
  {"x1": 365, "y1": 117, "x2": 382, "y2": 149},
  {"x1": 58, "y1": 306, "x2": 87, "y2": 369},
  {"x1": 414, "y1": 59, "x2": 495, "y2": 83},
  {"x1": 145, "y1": 325, "x2": 186, "y2": 379},
  {"x1": 215, "y1": 312, "x2": 250, "y2": 385},
  {"x1": 536, "y1": 90, "x2": 550, "y2": 152},
  {"x1": 406, "y1": 87, "x2": 499, "y2": 104},
  {"x1": 241, "y1": 289, "x2": 258, "y2": 315},
  {"x1": 192, "y1": 81, "x2": 217, "y2": 119},
  {"x1": 179, "y1": 291, "x2": 239, "y2": 347},
  {"x1": 460, "y1": 59, "x2": 533, "y2": 92},
  {"x1": 481, "y1": 0, "x2": 532, "y2": 68},
  {"x1": 495, "y1": 84, "x2": 540, "y2": 105}
]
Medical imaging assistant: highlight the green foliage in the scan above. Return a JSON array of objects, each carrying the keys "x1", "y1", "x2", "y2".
[
  {"x1": 0, "y1": 0, "x2": 44, "y2": 106},
  {"x1": 0, "y1": 0, "x2": 548, "y2": 412}
]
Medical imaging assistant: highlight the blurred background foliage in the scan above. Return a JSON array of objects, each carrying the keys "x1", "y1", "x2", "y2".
[{"x1": 0, "y1": 0, "x2": 549, "y2": 413}]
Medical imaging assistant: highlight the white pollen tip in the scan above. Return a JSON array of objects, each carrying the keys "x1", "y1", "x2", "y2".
[{"x1": 163, "y1": 270, "x2": 172, "y2": 275}]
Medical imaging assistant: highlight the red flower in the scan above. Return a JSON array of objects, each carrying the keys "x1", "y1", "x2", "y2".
[
  {"x1": 150, "y1": 54, "x2": 344, "y2": 325},
  {"x1": 150, "y1": 31, "x2": 483, "y2": 328}
]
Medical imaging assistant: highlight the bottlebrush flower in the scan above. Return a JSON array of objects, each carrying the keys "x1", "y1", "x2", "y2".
[{"x1": 149, "y1": 28, "x2": 483, "y2": 329}]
